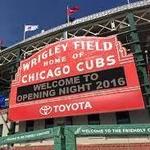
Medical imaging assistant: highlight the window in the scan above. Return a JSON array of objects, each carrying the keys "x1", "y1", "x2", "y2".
[
  {"x1": 25, "y1": 121, "x2": 34, "y2": 132},
  {"x1": 9, "y1": 122, "x2": 16, "y2": 134},
  {"x1": 45, "y1": 118, "x2": 54, "y2": 128},
  {"x1": 0, "y1": 124, "x2": 3, "y2": 137},
  {"x1": 88, "y1": 114, "x2": 100, "y2": 125},
  {"x1": 116, "y1": 111, "x2": 130, "y2": 124},
  {"x1": 65, "y1": 117, "x2": 73, "y2": 125}
]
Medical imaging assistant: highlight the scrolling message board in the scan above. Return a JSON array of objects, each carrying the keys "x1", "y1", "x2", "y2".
[{"x1": 8, "y1": 36, "x2": 144, "y2": 121}]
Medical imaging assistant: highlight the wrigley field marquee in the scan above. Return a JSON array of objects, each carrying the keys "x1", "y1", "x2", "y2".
[{"x1": 8, "y1": 36, "x2": 144, "y2": 121}]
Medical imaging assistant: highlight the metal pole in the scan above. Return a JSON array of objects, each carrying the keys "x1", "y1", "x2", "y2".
[
  {"x1": 65, "y1": 127, "x2": 76, "y2": 150},
  {"x1": 54, "y1": 126, "x2": 66, "y2": 150},
  {"x1": 63, "y1": 31, "x2": 68, "y2": 39},
  {"x1": 67, "y1": 5, "x2": 70, "y2": 24},
  {"x1": 23, "y1": 31, "x2": 26, "y2": 40},
  {"x1": 145, "y1": 50, "x2": 150, "y2": 79}
]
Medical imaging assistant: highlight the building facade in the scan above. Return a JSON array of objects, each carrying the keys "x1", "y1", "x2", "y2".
[{"x1": 0, "y1": 1, "x2": 150, "y2": 149}]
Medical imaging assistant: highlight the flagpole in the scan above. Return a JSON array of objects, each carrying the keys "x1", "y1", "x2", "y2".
[
  {"x1": 23, "y1": 25, "x2": 26, "y2": 40},
  {"x1": 23, "y1": 31, "x2": 26, "y2": 40},
  {"x1": 67, "y1": 5, "x2": 70, "y2": 23},
  {"x1": 65, "y1": 5, "x2": 69, "y2": 39}
]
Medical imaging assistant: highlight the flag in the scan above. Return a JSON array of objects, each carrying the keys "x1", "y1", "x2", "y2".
[
  {"x1": 24, "y1": 25, "x2": 39, "y2": 32},
  {"x1": 67, "y1": 6, "x2": 80, "y2": 16},
  {"x1": 66, "y1": 16, "x2": 76, "y2": 23},
  {"x1": 69, "y1": 16, "x2": 75, "y2": 22}
]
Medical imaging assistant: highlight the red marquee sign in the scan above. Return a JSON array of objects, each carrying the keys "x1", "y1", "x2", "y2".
[{"x1": 8, "y1": 36, "x2": 144, "y2": 121}]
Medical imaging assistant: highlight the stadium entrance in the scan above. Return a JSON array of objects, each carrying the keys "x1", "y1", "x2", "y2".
[{"x1": 1, "y1": 124, "x2": 150, "y2": 150}]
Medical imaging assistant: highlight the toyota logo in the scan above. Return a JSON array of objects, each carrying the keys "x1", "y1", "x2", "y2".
[{"x1": 39, "y1": 105, "x2": 52, "y2": 116}]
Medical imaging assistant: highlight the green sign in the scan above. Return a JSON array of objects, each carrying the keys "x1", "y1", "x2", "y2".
[
  {"x1": 1, "y1": 124, "x2": 150, "y2": 147},
  {"x1": 0, "y1": 128, "x2": 53, "y2": 145},
  {"x1": 71, "y1": 124, "x2": 150, "y2": 136}
]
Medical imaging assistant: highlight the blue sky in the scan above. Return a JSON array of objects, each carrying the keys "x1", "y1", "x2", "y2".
[{"x1": 0, "y1": 0, "x2": 138, "y2": 47}]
